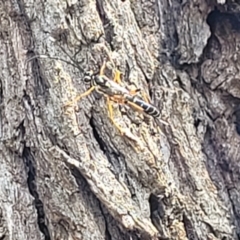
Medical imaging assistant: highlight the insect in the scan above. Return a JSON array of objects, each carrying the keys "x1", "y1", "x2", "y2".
[
  {"x1": 27, "y1": 53, "x2": 161, "y2": 134},
  {"x1": 64, "y1": 61, "x2": 160, "y2": 134}
]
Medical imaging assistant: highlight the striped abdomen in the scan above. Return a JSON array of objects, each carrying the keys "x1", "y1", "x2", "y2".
[{"x1": 126, "y1": 95, "x2": 160, "y2": 118}]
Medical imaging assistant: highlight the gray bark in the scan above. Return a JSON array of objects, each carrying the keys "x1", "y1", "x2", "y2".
[{"x1": 0, "y1": 0, "x2": 239, "y2": 239}]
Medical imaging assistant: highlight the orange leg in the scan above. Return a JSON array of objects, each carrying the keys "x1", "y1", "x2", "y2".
[
  {"x1": 100, "y1": 61, "x2": 106, "y2": 76},
  {"x1": 100, "y1": 60, "x2": 122, "y2": 85},
  {"x1": 128, "y1": 87, "x2": 141, "y2": 96},
  {"x1": 110, "y1": 95, "x2": 145, "y2": 114},
  {"x1": 106, "y1": 97, "x2": 125, "y2": 135},
  {"x1": 113, "y1": 70, "x2": 122, "y2": 84},
  {"x1": 64, "y1": 86, "x2": 95, "y2": 106},
  {"x1": 140, "y1": 91, "x2": 150, "y2": 103},
  {"x1": 112, "y1": 69, "x2": 148, "y2": 101},
  {"x1": 124, "y1": 101, "x2": 145, "y2": 113},
  {"x1": 109, "y1": 95, "x2": 129, "y2": 106},
  {"x1": 128, "y1": 87, "x2": 150, "y2": 103},
  {"x1": 112, "y1": 77, "x2": 141, "y2": 97}
]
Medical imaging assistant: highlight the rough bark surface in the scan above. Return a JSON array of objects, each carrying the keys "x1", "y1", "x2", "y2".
[{"x1": 0, "y1": 0, "x2": 240, "y2": 239}]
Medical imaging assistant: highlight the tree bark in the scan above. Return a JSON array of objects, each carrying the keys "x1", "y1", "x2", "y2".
[{"x1": 0, "y1": 0, "x2": 239, "y2": 239}]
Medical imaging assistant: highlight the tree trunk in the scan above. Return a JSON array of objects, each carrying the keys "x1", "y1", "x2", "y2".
[{"x1": 0, "y1": 0, "x2": 239, "y2": 239}]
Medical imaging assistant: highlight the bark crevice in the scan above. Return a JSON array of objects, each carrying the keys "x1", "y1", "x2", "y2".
[{"x1": 22, "y1": 146, "x2": 51, "y2": 240}]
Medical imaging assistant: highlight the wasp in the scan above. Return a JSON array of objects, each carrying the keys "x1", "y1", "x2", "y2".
[
  {"x1": 65, "y1": 61, "x2": 160, "y2": 134},
  {"x1": 27, "y1": 51, "x2": 161, "y2": 135}
]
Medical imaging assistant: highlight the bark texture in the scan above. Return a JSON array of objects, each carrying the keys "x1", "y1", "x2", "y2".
[{"x1": 0, "y1": 0, "x2": 239, "y2": 239}]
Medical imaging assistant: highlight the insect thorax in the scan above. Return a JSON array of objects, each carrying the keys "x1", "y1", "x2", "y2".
[{"x1": 93, "y1": 75, "x2": 108, "y2": 87}]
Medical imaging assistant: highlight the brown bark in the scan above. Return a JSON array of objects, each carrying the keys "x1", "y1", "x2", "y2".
[{"x1": 0, "y1": 0, "x2": 239, "y2": 239}]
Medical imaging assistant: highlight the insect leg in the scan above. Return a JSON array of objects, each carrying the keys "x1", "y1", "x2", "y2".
[
  {"x1": 99, "y1": 61, "x2": 106, "y2": 76},
  {"x1": 107, "y1": 96, "x2": 125, "y2": 135},
  {"x1": 110, "y1": 95, "x2": 145, "y2": 113},
  {"x1": 64, "y1": 86, "x2": 95, "y2": 106},
  {"x1": 125, "y1": 100, "x2": 145, "y2": 113},
  {"x1": 113, "y1": 69, "x2": 122, "y2": 84},
  {"x1": 128, "y1": 88, "x2": 141, "y2": 96},
  {"x1": 140, "y1": 90, "x2": 150, "y2": 103},
  {"x1": 111, "y1": 67, "x2": 145, "y2": 97},
  {"x1": 109, "y1": 95, "x2": 126, "y2": 104}
]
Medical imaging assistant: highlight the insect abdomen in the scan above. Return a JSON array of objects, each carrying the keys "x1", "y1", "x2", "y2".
[{"x1": 129, "y1": 96, "x2": 160, "y2": 118}]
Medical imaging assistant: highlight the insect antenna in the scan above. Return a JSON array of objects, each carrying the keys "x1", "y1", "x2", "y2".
[
  {"x1": 26, "y1": 40, "x2": 86, "y2": 74},
  {"x1": 55, "y1": 43, "x2": 85, "y2": 72},
  {"x1": 26, "y1": 54, "x2": 81, "y2": 70}
]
